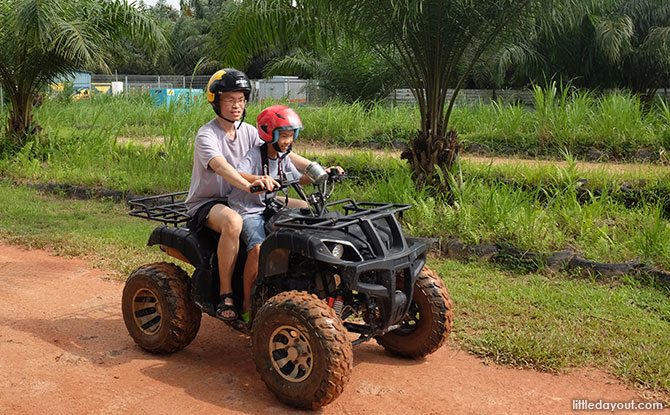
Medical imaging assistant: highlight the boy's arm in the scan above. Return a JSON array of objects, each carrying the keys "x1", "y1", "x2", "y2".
[
  {"x1": 289, "y1": 152, "x2": 345, "y2": 175},
  {"x1": 288, "y1": 152, "x2": 310, "y2": 171}
]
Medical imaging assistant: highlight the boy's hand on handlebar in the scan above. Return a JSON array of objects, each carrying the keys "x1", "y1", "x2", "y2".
[
  {"x1": 326, "y1": 166, "x2": 346, "y2": 182},
  {"x1": 326, "y1": 166, "x2": 345, "y2": 175},
  {"x1": 249, "y1": 175, "x2": 279, "y2": 193}
]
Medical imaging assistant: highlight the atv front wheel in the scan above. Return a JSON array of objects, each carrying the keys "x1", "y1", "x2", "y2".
[
  {"x1": 375, "y1": 266, "x2": 453, "y2": 358},
  {"x1": 122, "y1": 262, "x2": 201, "y2": 354},
  {"x1": 251, "y1": 291, "x2": 353, "y2": 409}
]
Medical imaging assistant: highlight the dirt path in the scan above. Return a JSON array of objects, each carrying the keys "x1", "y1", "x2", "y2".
[
  {"x1": 1, "y1": 244, "x2": 667, "y2": 415},
  {"x1": 300, "y1": 142, "x2": 670, "y2": 177}
]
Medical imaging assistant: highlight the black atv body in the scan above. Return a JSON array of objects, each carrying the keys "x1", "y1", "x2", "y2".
[{"x1": 124, "y1": 172, "x2": 452, "y2": 409}]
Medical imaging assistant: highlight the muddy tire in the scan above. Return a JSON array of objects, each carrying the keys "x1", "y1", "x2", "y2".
[
  {"x1": 122, "y1": 262, "x2": 201, "y2": 354},
  {"x1": 251, "y1": 291, "x2": 353, "y2": 409},
  {"x1": 375, "y1": 266, "x2": 453, "y2": 358}
]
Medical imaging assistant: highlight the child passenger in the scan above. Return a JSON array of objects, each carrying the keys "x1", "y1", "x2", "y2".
[{"x1": 228, "y1": 105, "x2": 312, "y2": 321}]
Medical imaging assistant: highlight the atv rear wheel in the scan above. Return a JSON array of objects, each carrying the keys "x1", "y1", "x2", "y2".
[
  {"x1": 375, "y1": 266, "x2": 453, "y2": 358},
  {"x1": 122, "y1": 262, "x2": 201, "y2": 354},
  {"x1": 251, "y1": 291, "x2": 353, "y2": 409}
]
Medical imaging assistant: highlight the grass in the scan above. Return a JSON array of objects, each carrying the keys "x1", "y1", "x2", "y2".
[
  {"x1": 0, "y1": 179, "x2": 188, "y2": 276},
  {"x1": 437, "y1": 258, "x2": 669, "y2": 393},
  {"x1": 307, "y1": 153, "x2": 670, "y2": 270}
]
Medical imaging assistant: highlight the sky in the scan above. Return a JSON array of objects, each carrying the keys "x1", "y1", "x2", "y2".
[{"x1": 140, "y1": 0, "x2": 181, "y2": 10}]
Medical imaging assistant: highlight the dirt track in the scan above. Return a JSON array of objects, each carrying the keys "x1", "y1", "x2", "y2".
[
  {"x1": 300, "y1": 142, "x2": 670, "y2": 176},
  {"x1": 1, "y1": 244, "x2": 667, "y2": 415}
]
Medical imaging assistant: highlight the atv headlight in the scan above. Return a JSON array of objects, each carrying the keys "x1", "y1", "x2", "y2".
[
  {"x1": 330, "y1": 243, "x2": 344, "y2": 259},
  {"x1": 323, "y1": 240, "x2": 363, "y2": 261}
]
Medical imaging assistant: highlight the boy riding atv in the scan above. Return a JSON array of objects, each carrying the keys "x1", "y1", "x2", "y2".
[{"x1": 228, "y1": 105, "x2": 313, "y2": 322}]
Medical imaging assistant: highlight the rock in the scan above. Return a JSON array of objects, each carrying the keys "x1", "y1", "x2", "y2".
[
  {"x1": 546, "y1": 250, "x2": 575, "y2": 271},
  {"x1": 585, "y1": 148, "x2": 605, "y2": 161},
  {"x1": 446, "y1": 241, "x2": 499, "y2": 260},
  {"x1": 633, "y1": 147, "x2": 655, "y2": 162},
  {"x1": 392, "y1": 140, "x2": 408, "y2": 150},
  {"x1": 568, "y1": 256, "x2": 640, "y2": 277}
]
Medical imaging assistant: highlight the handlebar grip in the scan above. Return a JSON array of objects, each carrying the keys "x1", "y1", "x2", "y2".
[{"x1": 250, "y1": 185, "x2": 265, "y2": 193}]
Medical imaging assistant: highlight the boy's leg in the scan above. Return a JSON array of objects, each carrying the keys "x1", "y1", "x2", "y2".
[
  {"x1": 205, "y1": 204, "x2": 243, "y2": 319},
  {"x1": 242, "y1": 244, "x2": 261, "y2": 313},
  {"x1": 286, "y1": 197, "x2": 308, "y2": 209},
  {"x1": 239, "y1": 215, "x2": 267, "y2": 314}
]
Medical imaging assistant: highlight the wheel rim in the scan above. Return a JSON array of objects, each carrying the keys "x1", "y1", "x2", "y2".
[
  {"x1": 131, "y1": 288, "x2": 162, "y2": 335},
  {"x1": 268, "y1": 325, "x2": 313, "y2": 383}
]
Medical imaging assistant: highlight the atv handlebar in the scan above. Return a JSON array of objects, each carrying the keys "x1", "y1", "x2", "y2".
[{"x1": 250, "y1": 176, "x2": 302, "y2": 194}]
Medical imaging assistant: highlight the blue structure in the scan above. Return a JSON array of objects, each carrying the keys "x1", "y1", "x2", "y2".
[
  {"x1": 52, "y1": 71, "x2": 92, "y2": 95},
  {"x1": 151, "y1": 88, "x2": 203, "y2": 109}
]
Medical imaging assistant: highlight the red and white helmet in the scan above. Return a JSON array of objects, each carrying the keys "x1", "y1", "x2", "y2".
[{"x1": 256, "y1": 105, "x2": 303, "y2": 144}]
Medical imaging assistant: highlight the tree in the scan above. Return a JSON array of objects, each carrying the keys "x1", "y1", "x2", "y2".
[
  {"x1": 214, "y1": 0, "x2": 553, "y2": 190},
  {"x1": 500, "y1": 0, "x2": 670, "y2": 100},
  {"x1": 0, "y1": 0, "x2": 166, "y2": 152}
]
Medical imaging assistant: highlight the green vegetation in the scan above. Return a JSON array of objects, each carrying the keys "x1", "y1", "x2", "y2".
[
  {"x1": 0, "y1": 180, "x2": 178, "y2": 276},
  {"x1": 438, "y1": 259, "x2": 669, "y2": 392},
  {"x1": 0, "y1": 0, "x2": 165, "y2": 148}
]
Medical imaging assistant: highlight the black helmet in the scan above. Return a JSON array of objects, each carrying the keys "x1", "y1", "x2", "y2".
[{"x1": 206, "y1": 68, "x2": 251, "y2": 124}]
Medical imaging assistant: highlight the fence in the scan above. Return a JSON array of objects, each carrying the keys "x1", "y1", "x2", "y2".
[
  {"x1": 2, "y1": 76, "x2": 670, "y2": 112},
  {"x1": 89, "y1": 74, "x2": 316, "y2": 103}
]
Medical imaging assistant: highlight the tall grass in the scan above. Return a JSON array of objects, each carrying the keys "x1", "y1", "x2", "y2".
[{"x1": 328, "y1": 159, "x2": 670, "y2": 270}]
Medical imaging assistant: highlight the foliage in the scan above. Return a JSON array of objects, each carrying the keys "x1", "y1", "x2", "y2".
[
  {"x1": 213, "y1": 0, "x2": 555, "y2": 191},
  {"x1": 500, "y1": 0, "x2": 670, "y2": 99},
  {"x1": 264, "y1": 39, "x2": 401, "y2": 103},
  {"x1": 0, "y1": 0, "x2": 166, "y2": 152}
]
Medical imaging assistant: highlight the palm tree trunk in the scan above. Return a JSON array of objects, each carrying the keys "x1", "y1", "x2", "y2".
[{"x1": 5, "y1": 88, "x2": 36, "y2": 151}]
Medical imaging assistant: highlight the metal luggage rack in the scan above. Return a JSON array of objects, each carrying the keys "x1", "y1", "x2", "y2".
[
  {"x1": 273, "y1": 199, "x2": 412, "y2": 231},
  {"x1": 128, "y1": 191, "x2": 190, "y2": 226}
]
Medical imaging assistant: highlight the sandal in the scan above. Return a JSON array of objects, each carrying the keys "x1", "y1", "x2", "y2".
[{"x1": 216, "y1": 293, "x2": 238, "y2": 321}]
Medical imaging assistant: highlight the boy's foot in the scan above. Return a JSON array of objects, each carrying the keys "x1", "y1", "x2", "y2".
[{"x1": 216, "y1": 293, "x2": 238, "y2": 321}]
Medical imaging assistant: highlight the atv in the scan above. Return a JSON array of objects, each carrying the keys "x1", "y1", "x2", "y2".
[{"x1": 123, "y1": 163, "x2": 453, "y2": 409}]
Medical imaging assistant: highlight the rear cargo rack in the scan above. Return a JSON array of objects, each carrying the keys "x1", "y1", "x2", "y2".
[{"x1": 128, "y1": 191, "x2": 190, "y2": 226}]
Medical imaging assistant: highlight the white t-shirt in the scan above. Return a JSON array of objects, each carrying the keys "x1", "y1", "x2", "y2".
[{"x1": 185, "y1": 118, "x2": 263, "y2": 215}]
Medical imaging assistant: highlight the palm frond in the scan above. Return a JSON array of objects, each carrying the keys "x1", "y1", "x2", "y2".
[{"x1": 594, "y1": 14, "x2": 634, "y2": 63}]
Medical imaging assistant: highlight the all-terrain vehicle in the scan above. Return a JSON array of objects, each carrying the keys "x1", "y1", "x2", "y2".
[{"x1": 123, "y1": 164, "x2": 453, "y2": 409}]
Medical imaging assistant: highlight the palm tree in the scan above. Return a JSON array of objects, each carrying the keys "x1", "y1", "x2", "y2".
[
  {"x1": 501, "y1": 0, "x2": 670, "y2": 101},
  {"x1": 0, "y1": 0, "x2": 166, "y2": 153},
  {"x1": 214, "y1": 0, "x2": 553, "y2": 189}
]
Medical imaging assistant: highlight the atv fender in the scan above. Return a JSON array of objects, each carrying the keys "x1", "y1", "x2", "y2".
[{"x1": 147, "y1": 225, "x2": 213, "y2": 267}]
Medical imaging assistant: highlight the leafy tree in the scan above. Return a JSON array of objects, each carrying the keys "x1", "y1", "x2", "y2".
[
  {"x1": 264, "y1": 39, "x2": 401, "y2": 103},
  {"x1": 214, "y1": 0, "x2": 553, "y2": 189},
  {"x1": 501, "y1": 0, "x2": 670, "y2": 100},
  {"x1": 0, "y1": 0, "x2": 165, "y2": 152}
]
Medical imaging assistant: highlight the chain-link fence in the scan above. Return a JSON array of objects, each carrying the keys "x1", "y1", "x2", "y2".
[
  {"x1": 2, "y1": 75, "x2": 669, "y2": 112},
  {"x1": 89, "y1": 74, "x2": 324, "y2": 103},
  {"x1": 91, "y1": 74, "x2": 211, "y2": 92}
]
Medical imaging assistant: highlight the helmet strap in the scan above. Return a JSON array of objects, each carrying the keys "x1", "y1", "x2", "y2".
[
  {"x1": 218, "y1": 108, "x2": 246, "y2": 130},
  {"x1": 274, "y1": 142, "x2": 292, "y2": 154}
]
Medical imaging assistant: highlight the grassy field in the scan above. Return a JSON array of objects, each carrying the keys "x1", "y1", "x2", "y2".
[{"x1": 0, "y1": 91, "x2": 669, "y2": 398}]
